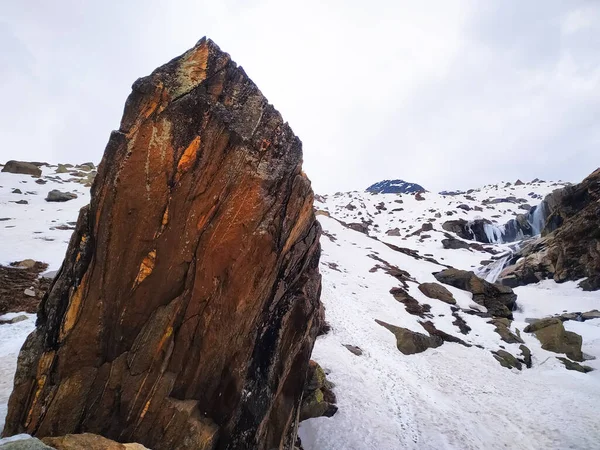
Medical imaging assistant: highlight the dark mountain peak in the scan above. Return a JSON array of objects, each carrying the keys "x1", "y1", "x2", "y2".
[{"x1": 366, "y1": 179, "x2": 426, "y2": 194}]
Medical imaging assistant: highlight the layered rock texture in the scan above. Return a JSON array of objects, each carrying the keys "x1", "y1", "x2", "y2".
[
  {"x1": 499, "y1": 168, "x2": 600, "y2": 290},
  {"x1": 3, "y1": 38, "x2": 322, "y2": 450},
  {"x1": 433, "y1": 268, "x2": 517, "y2": 318}
]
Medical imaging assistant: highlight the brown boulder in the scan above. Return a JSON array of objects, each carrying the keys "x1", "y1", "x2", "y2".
[
  {"x1": 1, "y1": 160, "x2": 42, "y2": 177},
  {"x1": 433, "y1": 268, "x2": 516, "y2": 318},
  {"x1": 42, "y1": 434, "x2": 147, "y2": 450},
  {"x1": 3, "y1": 38, "x2": 322, "y2": 450},
  {"x1": 376, "y1": 319, "x2": 443, "y2": 355},
  {"x1": 418, "y1": 282, "x2": 456, "y2": 305},
  {"x1": 524, "y1": 318, "x2": 583, "y2": 361}
]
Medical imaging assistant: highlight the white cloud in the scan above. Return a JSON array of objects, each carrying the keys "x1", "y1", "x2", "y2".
[{"x1": 0, "y1": 1, "x2": 598, "y2": 193}]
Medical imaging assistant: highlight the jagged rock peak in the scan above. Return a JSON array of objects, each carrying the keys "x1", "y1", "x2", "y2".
[
  {"x1": 366, "y1": 179, "x2": 426, "y2": 194},
  {"x1": 3, "y1": 37, "x2": 323, "y2": 450}
]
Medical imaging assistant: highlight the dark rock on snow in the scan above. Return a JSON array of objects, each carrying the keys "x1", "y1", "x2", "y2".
[
  {"x1": 1, "y1": 160, "x2": 42, "y2": 177},
  {"x1": 45, "y1": 190, "x2": 78, "y2": 202},
  {"x1": 524, "y1": 318, "x2": 583, "y2": 361},
  {"x1": 434, "y1": 268, "x2": 517, "y2": 318},
  {"x1": 418, "y1": 282, "x2": 456, "y2": 305}
]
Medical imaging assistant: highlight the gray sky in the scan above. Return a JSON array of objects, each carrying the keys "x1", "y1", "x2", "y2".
[{"x1": 1, "y1": 1, "x2": 599, "y2": 193}]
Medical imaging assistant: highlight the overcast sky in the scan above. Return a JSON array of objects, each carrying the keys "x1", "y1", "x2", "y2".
[{"x1": 1, "y1": 1, "x2": 599, "y2": 193}]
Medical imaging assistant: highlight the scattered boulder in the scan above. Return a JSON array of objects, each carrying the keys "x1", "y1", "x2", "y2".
[
  {"x1": 488, "y1": 318, "x2": 523, "y2": 344},
  {"x1": 418, "y1": 282, "x2": 456, "y2": 305},
  {"x1": 343, "y1": 344, "x2": 363, "y2": 356},
  {"x1": 346, "y1": 222, "x2": 369, "y2": 234},
  {"x1": 45, "y1": 190, "x2": 77, "y2": 202},
  {"x1": 0, "y1": 438, "x2": 54, "y2": 449},
  {"x1": 55, "y1": 164, "x2": 69, "y2": 173},
  {"x1": 35, "y1": 179, "x2": 47, "y2": 185},
  {"x1": 434, "y1": 268, "x2": 517, "y2": 318},
  {"x1": 42, "y1": 433, "x2": 148, "y2": 449},
  {"x1": 1, "y1": 161, "x2": 42, "y2": 177},
  {"x1": 421, "y1": 222, "x2": 433, "y2": 232},
  {"x1": 457, "y1": 204, "x2": 470, "y2": 211},
  {"x1": 3, "y1": 38, "x2": 323, "y2": 450},
  {"x1": 419, "y1": 321, "x2": 470, "y2": 347},
  {"x1": 519, "y1": 345, "x2": 532, "y2": 368},
  {"x1": 300, "y1": 361, "x2": 338, "y2": 421},
  {"x1": 0, "y1": 314, "x2": 29, "y2": 325},
  {"x1": 492, "y1": 349, "x2": 522, "y2": 370},
  {"x1": 11, "y1": 189, "x2": 22, "y2": 194},
  {"x1": 390, "y1": 287, "x2": 431, "y2": 318},
  {"x1": 415, "y1": 192, "x2": 425, "y2": 201},
  {"x1": 442, "y1": 237, "x2": 470, "y2": 250},
  {"x1": 376, "y1": 319, "x2": 443, "y2": 355},
  {"x1": 556, "y1": 357, "x2": 593, "y2": 373},
  {"x1": 524, "y1": 318, "x2": 583, "y2": 361},
  {"x1": 582, "y1": 310, "x2": 600, "y2": 321},
  {"x1": 452, "y1": 312, "x2": 471, "y2": 335},
  {"x1": 386, "y1": 227, "x2": 401, "y2": 236}
]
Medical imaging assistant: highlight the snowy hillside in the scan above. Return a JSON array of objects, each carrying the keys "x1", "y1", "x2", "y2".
[{"x1": 1, "y1": 167, "x2": 599, "y2": 450}]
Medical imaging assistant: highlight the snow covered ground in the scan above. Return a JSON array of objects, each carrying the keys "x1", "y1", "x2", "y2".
[
  {"x1": 300, "y1": 183, "x2": 600, "y2": 450},
  {"x1": 0, "y1": 166, "x2": 90, "y2": 271},
  {"x1": 1, "y1": 168, "x2": 599, "y2": 449}
]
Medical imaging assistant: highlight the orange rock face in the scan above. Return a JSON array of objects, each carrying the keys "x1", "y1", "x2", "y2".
[{"x1": 3, "y1": 38, "x2": 322, "y2": 450}]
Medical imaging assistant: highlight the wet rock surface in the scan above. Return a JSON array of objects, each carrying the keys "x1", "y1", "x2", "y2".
[
  {"x1": 498, "y1": 168, "x2": 600, "y2": 290},
  {"x1": 3, "y1": 38, "x2": 322, "y2": 450},
  {"x1": 433, "y1": 268, "x2": 517, "y2": 318}
]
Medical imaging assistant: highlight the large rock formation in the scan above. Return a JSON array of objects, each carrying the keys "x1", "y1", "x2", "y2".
[
  {"x1": 433, "y1": 268, "x2": 517, "y2": 318},
  {"x1": 3, "y1": 38, "x2": 322, "y2": 450},
  {"x1": 499, "y1": 168, "x2": 600, "y2": 290},
  {"x1": 1, "y1": 160, "x2": 42, "y2": 177}
]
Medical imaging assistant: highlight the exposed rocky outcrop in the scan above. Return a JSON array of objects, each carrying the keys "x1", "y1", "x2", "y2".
[
  {"x1": 442, "y1": 237, "x2": 470, "y2": 250},
  {"x1": 299, "y1": 361, "x2": 337, "y2": 421},
  {"x1": 390, "y1": 287, "x2": 431, "y2": 318},
  {"x1": 433, "y1": 268, "x2": 517, "y2": 318},
  {"x1": 42, "y1": 433, "x2": 147, "y2": 449},
  {"x1": 376, "y1": 319, "x2": 443, "y2": 355},
  {"x1": 498, "y1": 168, "x2": 600, "y2": 290},
  {"x1": 418, "y1": 282, "x2": 456, "y2": 305},
  {"x1": 487, "y1": 318, "x2": 523, "y2": 344},
  {"x1": 556, "y1": 357, "x2": 593, "y2": 373},
  {"x1": 2, "y1": 160, "x2": 42, "y2": 177},
  {"x1": 492, "y1": 349, "x2": 522, "y2": 370},
  {"x1": 45, "y1": 190, "x2": 78, "y2": 202},
  {"x1": 3, "y1": 38, "x2": 322, "y2": 450},
  {"x1": 524, "y1": 318, "x2": 583, "y2": 361}
]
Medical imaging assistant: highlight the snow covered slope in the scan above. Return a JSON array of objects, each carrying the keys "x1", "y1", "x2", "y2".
[
  {"x1": 299, "y1": 213, "x2": 600, "y2": 449},
  {"x1": 1, "y1": 167, "x2": 599, "y2": 450},
  {"x1": 301, "y1": 179, "x2": 600, "y2": 449},
  {"x1": 0, "y1": 165, "x2": 91, "y2": 270}
]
